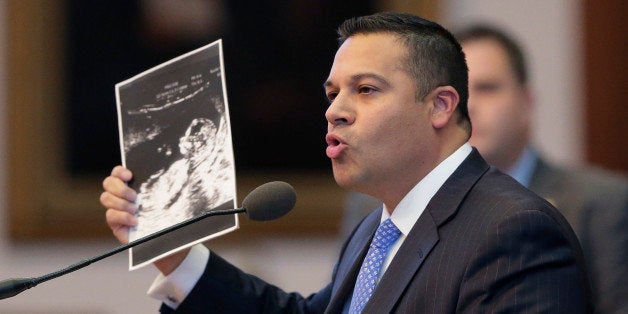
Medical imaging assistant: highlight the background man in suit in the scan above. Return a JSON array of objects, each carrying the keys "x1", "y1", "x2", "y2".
[
  {"x1": 456, "y1": 25, "x2": 627, "y2": 314},
  {"x1": 101, "y1": 12, "x2": 591, "y2": 313},
  {"x1": 344, "y1": 23, "x2": 627, "y2": 314}
]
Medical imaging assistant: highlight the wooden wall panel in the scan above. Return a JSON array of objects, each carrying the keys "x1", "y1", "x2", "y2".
[{"x1": 583, "y1": 0, "x2": 628, "y2": 173}]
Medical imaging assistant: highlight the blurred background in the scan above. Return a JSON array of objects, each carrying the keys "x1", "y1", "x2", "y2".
[{"x1": 0, "y1": 0, "x2": 625, "y2": 312}]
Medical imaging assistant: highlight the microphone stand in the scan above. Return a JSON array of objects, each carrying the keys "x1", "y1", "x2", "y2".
[{"x1": 0, "y1": 207, "x2": 245, "y2": 300}]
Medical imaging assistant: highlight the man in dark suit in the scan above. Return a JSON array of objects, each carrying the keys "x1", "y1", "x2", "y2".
[
  {"x1": 101, "y1": 12, "x2": 592, "y2": 313},
  {"x1": 344, "y1": 24, "x2": 627, "y2": 314}
]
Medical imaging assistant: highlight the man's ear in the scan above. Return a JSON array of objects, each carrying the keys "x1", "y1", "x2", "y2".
[{"x1": 430, "y1": 86, "x2": 459, "y2": 129}]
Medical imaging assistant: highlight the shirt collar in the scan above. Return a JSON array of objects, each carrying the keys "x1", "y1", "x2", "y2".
[
  {"x1": 506, "y1": 147, "x2": 538, "y2": 188},
  {"x1": 382, "y1": 142, "x2": 473, "y2": 235}
]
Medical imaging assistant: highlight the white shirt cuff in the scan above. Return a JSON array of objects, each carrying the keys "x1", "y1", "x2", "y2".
[{"x1": 147, "y1": 244, "x2": 209, "y2": 309}]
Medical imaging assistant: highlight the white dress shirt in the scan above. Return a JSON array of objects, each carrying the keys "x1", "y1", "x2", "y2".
[{"x1": 378, "y1": 142, "x2": 472, "y2": 278}]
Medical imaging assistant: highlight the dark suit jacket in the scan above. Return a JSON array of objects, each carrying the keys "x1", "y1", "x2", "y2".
[
  {"x1": 163, "y1": 149, "x2": 592, "y2": 313},
  {"x1": 529, "y1": 157, "x2": 628, "y2": 314}
]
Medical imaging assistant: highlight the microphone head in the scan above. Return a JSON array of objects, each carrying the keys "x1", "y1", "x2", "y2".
[{"x1": 242, "y1": 181, "x2": 297, "y2": 221}]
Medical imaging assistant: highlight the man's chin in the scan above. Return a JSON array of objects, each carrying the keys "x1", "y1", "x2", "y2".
[{"x1": 332, "y1": 168, "x2": 356, "y2": 190}]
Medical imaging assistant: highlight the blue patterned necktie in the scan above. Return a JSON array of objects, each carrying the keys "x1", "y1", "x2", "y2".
[{"x1": 348, "y1": 218, "x2": 402, "y2": 313}]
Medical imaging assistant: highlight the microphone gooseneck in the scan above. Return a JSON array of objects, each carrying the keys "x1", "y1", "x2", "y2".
[{"x1": 0, "y1": 181, "x2": 296, "y2": 300}]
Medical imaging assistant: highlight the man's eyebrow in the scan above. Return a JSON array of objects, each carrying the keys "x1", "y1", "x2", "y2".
[
  {"x1": 353, "y1": 73, "x2": 390, "y2": 86},
  {"x1": 323, "y1": 73, "x2": 390, "y2": 89}
]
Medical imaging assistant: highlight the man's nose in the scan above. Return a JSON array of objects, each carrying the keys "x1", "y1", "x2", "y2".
[{"x1": 325, "y1": 94, "x2": 354, "y2": 126}]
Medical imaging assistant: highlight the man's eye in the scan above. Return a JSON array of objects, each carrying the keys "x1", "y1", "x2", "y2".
[
  {"x1": 327, "y1": 92, "x2": 338, "y2": 102},
  {"x1": 358, "y1": 86, "x2": 376, "y2": 94},
  {"x1": 475, "y1": 83, "x2": 500, "y2": 93}
]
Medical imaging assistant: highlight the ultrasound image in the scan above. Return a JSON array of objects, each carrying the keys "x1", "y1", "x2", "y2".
[{"x1": 115, "y1": 41, "x2": 237, "y2": 268}]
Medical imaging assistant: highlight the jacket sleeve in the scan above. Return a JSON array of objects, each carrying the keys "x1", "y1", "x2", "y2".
[{"x1": 161, "y1": 252, "x2": 332, "y2": 314}]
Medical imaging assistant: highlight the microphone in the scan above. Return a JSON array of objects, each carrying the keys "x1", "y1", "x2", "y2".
[
  {"x1": 242, "y1": 180, "x2": 296, "y2": 221},
  {"x1": 0, "y1": 181, "x2": 297, "y2": 300}
]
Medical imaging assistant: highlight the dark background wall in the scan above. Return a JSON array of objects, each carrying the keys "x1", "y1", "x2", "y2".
[{"x1": 65, "y1": 1, "x2": 377, "y2": 175}]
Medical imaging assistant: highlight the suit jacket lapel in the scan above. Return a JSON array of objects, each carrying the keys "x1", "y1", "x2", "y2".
[
  {"x1": 363, "y1": 148, "x2": 490, "y2": 313},
  {"x1": 364, "y1": 213, "x2": 438, "y2": 313}
]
